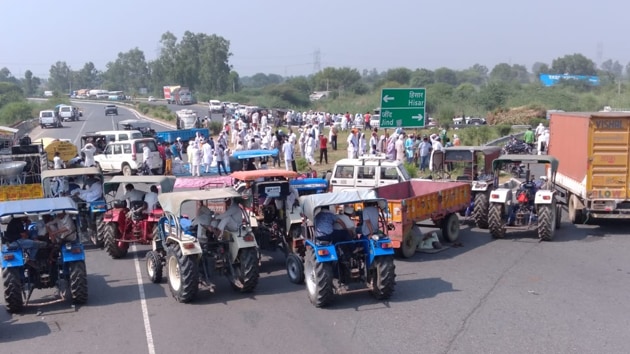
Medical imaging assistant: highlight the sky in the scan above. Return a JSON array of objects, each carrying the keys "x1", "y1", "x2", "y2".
[{"x1": 1, "y1": 0, "x2": 629, "y2": 79}]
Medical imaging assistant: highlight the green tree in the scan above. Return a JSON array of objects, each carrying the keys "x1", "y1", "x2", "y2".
[
  {"x1": 457, "y1": 64, "x2": 488, "y2": 85},
  {"x1": 434, "y1": 67, "x2": 458, "y2": 86},
  {"x1": 312, "y1": 67, "x2": 361, "y2": 92},
  {"x1": 550, "y1": 53, "x2": 597, "y2": 75},
  {"x1": 0, "y1": 82, "x2": 25, "y2": 108},
  {"x1": 0, "y1": 68, "x2": 19, "y2": 84},
  {"x1": 285, "y1": 76, "x2": 311, "y2": 95},
  {"x1": 102, "y1": 48, "x2": 149, "y2": 93},
  {"x1": 48, "y1": 61, "x2": 72, "y2": 93},
  {"x1": 75, "y1": 62, "x2": 101, "y2": 89},
  {"x1": 228, "y1": 71, "x2": 241, "y2": 93},
  {"x1": 385, "y1": 67, "x2": 412, "y2": 85},
  {"x1": 410, "y1": 68, "x2": 434, "y2": 87},
  {"x1": 532, "y1": 62, "x2": 549, "y2": 77},
  {"x1": 600, "y1": 59, "x2": 623, "y2": 79},
  {"x1": 489, "y1": 63, "x2": 516, "y2": 83},
  {"x1": 23, "y1": 70, "x2": 35, "y2": 96}
]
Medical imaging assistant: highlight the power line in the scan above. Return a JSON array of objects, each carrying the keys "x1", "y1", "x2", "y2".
[{"x1": 313, "y1": 49, "x2": 321, "y2": 73}]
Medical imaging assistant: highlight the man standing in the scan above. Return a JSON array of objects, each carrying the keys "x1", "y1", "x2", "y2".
[
  {"x1": 418, "y1": 136, "x2": 432, "y2": 172},
  {"x1": 157, "y1": 142, "x2": 166, "y2": 173},
  {"x1": 53, "y1": 152, "x2": 64, "y2": 169},
  {"x1": 319, "y1": 133, "x2": 328, "y2": 164},
  {"x1": 164, "y1": 142, "x2": 173, "y2": 175},
  {"x1": 364, "y1": 111, "x2": 371, "y2": 130},
  {"x1": 523, "y1": 127, "x2": 535, "y2": 149},
  {"x1": 347, "y1": 129, "x2": 358, "y2": 159},
  {"x1": 81, "y1": 140, "x2": 96, "y2": 167},
  {"x1": 330, "y1": 124, "x2": 338, "y2": 150},
  {"x1": 215, "y1": 144, "x2": 227, "y2": 176},
  {"x1": 142, "y1": 143, "x2": 152, "y2": 174},
  {"x1": 283, "y1": 137, "x2": 294, "y2": 171}
]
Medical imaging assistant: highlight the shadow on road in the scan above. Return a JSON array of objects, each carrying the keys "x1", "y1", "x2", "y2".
[
  {"x1": 0, "y1": 318, "x2": 52, "y2": 343},
  {"x1": 399, "y1": 225, "x2": 494, "y2": 263},
  {"x1": 322, "y1": 277, "x2": 458, "y2": 311}
]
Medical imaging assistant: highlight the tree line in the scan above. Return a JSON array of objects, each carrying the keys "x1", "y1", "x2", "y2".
[{"x1": 1, "y1": 30, "x2": 629, "y2": 117}]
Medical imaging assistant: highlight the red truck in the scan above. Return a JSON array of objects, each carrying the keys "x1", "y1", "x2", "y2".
[
  {"x1": 548, "y1": 112, "x2": 630, "y2": 223},
  {"x1": 163, "y1": 85, "x2": 180, "y2": 104},
  {"x1": 373, "y1": 180, "x2": 471, "y2": 258}
]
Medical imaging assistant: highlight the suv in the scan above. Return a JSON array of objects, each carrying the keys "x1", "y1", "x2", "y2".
[
  {"x1": 39, "y1": 110, "x2": 62, "y2": 128},
  {"x1": 94, "y1": 138, "x2": 163, "y2": 175},
  {"x1": 105, "y1": 105, "x2": 118, "y2": 116},
  {"x1": 329, "y1": 156, "x2": 411, "y2": 192},
  {"x1": 58, "y1": 105, "x2": 76, "y2": 122}
]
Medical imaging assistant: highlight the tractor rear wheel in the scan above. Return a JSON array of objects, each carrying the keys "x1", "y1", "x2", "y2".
[
  {"x1": 146, "y1": 250, "x2": 163, "y2": 283},
  {"x1": 2, "y1": 267, "x2": 23, "y2": 313},
  {"x1": 473, "y1": 193, "x2": 489, "y2": 229},
  {"x1": 286, "y1": 253, "x2": 304, "y2": 284},
  {"x1": 104, "y1": 223, "x2": 128, "y2": 259},
  {"x1": 69, "y1": 261, "x2": 88, "y2": 304},
  {"x1": 304, "y1": 247, "x2": 334, "y2": 308},
  {"x1": 440, "y1": 213, "x2": 460, "y2": 243},
  {"x1": 537, "y1": 204, "x2": 556, "y2": 241},
  {"x1": 90, "y1": 214, "x2": 104, "y2": 248},
  {"x1": 398, "y1": 228, "x2": 418, "y2": 258},
  {"x1": 488, "y1": 204, "x2": 506, "y2": 239},
  {"x1": 229, "y1": 248, "x2": 259, "y2": 293},
  {"x1": 166, "y1": 244, "x2": 199, "y2": 303},
  {"x1": 369, "y1": 256, "x2": 396, "y2": 300}
]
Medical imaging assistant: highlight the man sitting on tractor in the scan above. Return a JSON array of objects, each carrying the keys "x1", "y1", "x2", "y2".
[
  {"x1": 144, "y1": 185, "x2": 159, "y2": 213},
  {"x1": 71, "y1": 175, "x2": 103, "y2": 202},
  {"x1": 48, "y1": 212, "x2": 77, "y2": 243},
  {"x1": 124, "y1": 184, "x2": 146, "y2": 206},
  {"x1": 334, "y1": 206, "x2": 357, "y2": 239},
  {"x1": 4, "y1": 217, "x2": 47, "y2": 269},
  {"x1": 263, "y1": 183, "x2": 299, "y2": 220},
  {"x1": 360, "y1": 202, "x2": 381, "y2": 240},
  {"x1": 210, "y1": 198, "x2": 243, "y2": 238}
]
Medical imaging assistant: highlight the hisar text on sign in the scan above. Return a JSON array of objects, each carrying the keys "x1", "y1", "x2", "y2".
[{"x1": 408, "y1": 90, "x2": 425, "y2": 107}]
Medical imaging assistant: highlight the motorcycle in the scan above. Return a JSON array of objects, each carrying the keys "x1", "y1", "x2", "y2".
[{"x1": 502, "y1": 138, "x2": 532, "y2": 155}]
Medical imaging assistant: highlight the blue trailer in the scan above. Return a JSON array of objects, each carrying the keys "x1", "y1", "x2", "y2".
[{"x1": 155, "y1": 128, "x2": 210, "y2": 145}]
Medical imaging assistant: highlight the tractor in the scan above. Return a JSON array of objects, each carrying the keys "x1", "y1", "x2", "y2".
[
  {"x1": 300, "y1": 190, "x2": 396, "y2": 308},
  {"x1": 145, "y1": 188, "x2": 260, "y2": 303},
  {"x1": 488, "y1": 155, "x2": 562, "y2": 241},
  {"x1": 442, "y1": 146, "x2": 502, "y2": 229},
  {"x1": 41, "y1": 167, "x2": 107, "y2": 247},
  {"x1": 1, "y1": 198, "x2": 88, "y2": 313},
  {"x1": 101, "y1": 175, "x2": 176, "y2": 258}
]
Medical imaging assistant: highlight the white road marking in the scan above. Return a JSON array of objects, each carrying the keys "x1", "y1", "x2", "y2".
[{"x1": 132, "y1": 244, "x2": 156, "y2": 354}]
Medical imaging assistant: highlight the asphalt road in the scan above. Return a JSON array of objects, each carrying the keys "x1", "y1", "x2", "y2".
[{"x1": 2, "y1": 103, "x2": 630, "y2": 353}]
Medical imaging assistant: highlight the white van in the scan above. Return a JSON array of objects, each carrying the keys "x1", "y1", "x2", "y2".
[
  {"x1": 94, "y1": 138, "x2": 163, "y2": 175},
  {"x1": 95, "y1": 130, "x2": 144, "y2": 144},
  {"x1": 329, "y1": 156, "x2": 411, "y2": 192}
]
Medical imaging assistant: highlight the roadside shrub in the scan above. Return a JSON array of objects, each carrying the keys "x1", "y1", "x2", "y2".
[
  {"x1": 404, "y1": 162, "x2": 418, "y2": 178},
  {"x1": 0, "y1": 101, "x2": 34, "y2": 125},
  {"x1": 209, "y1": 121, "x2": 223, "y2": 135},
  {"x1": 296, "y1": 157, "x2": 308, "y2": 171}
]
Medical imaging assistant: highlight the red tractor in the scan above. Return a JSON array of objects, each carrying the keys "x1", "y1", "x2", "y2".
[{"x1": 101, "y1": 176, "x2": 176, "y2": 259}]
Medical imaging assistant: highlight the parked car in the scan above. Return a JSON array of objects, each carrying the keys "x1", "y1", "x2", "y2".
[
  {"x1": 39, "y1": 110, "x2": 62, "y2": 128},
  {"x1": 93, "y1": 138, "x2": 163, "y2": 175},
  {"x1": 148, "y1": 96, "x2": 156, "y2": 102}
]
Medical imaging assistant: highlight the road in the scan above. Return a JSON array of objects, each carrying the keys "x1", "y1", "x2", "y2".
[{"x1": 2, "y1": 102, "x2": 630, "y2": 353}]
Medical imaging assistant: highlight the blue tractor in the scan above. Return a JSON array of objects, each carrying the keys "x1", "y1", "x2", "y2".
[
  {"x1": 41, "y1": 167, "x2": 107, "y2": 247},
  {"x1": 1, "y1": 198, "x2": 88, "y2": 313},
  {"x1": 299, "y1": 190, "x2": 396, "y2": 307}
]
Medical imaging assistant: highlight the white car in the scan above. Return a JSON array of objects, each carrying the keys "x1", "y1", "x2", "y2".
[
  {"x1": 94, "y1": 138, "x2": 163, "y2": 176},
  {"x1": 208, "y1": 100, "x2": 223, "y2": 113},
  {"x1": 148, "y1": 96, "x2": 157, "y2": 102}
]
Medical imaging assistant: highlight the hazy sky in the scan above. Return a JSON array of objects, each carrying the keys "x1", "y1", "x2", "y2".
[{"x1": 1, "y1": 0, "x2": 628, "y2": 78}]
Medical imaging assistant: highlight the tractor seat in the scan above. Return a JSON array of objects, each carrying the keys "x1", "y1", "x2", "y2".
[{"x1": 130, "y1": 201, "x2": 148, "y2": 220}]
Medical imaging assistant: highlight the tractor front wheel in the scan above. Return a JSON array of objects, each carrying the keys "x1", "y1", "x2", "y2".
[
  {"x1": 537, "y1": 204, "x2": 556, "y2": 241},
  {"x1": 473, "y1": 193, "x2": 489, "y2": 229},
  {"x1": 488, "y1": 204, "x2": 506, "y2": 239},
  {"x1": 286, "y1": 253, "x2": 304, "y2": 284},
  {"x1": 146, "y1": 250, "x2": 163, "y2": 283}
]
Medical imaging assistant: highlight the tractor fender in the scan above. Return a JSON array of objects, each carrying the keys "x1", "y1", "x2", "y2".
[
  {"x1": 1, "y1": 247, "x2": 24, "y2": 268},
  {"x1": 489, "y1": 189, "x2": 512, "y2": 204},
  {"x1": 471, "y1": 181, "x2": 491, "y2": 192},
  {"x1": 286, "y1": 209, "x2": 303, "y2": 232},
  {"x1": 60, "y1": 243, "x2": 86, "y2": 262},
  {"x1": 305, "y1": 240, "x2": 338, "y2": 263},
  {"x1": 166, "y1": 235, "x2": 202, "y2": 256},
  {"x1": 228, "y1": 230, "x2": 258, "y2": 263},
  {"x1": 535, "y1": 190, "x2": 555, "y2": 205}
]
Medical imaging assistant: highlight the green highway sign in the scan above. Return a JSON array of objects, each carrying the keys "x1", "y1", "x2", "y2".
[{"x1": 379, "y1": 88, "x2": 426, "y2": 128}]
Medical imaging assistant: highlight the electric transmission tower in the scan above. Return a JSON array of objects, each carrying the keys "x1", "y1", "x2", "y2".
[{"x1": 313, "y1": 49, "x2": 321, "y2": 73}]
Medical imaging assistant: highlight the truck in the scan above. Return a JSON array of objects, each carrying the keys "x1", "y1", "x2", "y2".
[
  {"x1": 548, "y1": 112, "x2": 630, "y2": 223},
  {"x1": 155, "y1": 128, "x2": 209, "y2": 153},
  {"x1": 175, "y1": 109, "x2": 200, "y2": 130},
  {"x1": 171, "y1": 87, "x2": 194, "y2": 105},
  {"x1": 163, "y1": 85, "x2": 180, "y2": 104},
  {"x1": 373, "y1": 180, "x2": 471, "y2": 258}
]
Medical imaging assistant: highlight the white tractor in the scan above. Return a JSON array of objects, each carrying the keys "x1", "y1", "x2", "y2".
[{"x1": 488, "y1": 155, "x2": 562, "y2": 241}]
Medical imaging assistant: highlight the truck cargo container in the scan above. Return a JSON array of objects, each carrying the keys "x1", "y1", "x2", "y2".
[
  {"x1": 548, "y1": 112, "x2": 630, "y2": 223},
  {"x1": 373, "y1": 180, "x2": 470, "y2": 258},
  {"x1": 163, "y1": 85, "x2": 180, "y2": 104},
  {"x1": 171, "y1": 87, "x2": 194, "y2": 105}
]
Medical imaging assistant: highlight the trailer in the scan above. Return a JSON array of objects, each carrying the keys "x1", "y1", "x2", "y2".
[
  {"x1": 549, "y1": 112, "x2": 630, "y2": 223},
  {"x1": 373, "y1": 180, "x2": 471, "y2": 258},
  {"x1": 163, "y1": 85, "x2": 180, "y2": 104}
]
